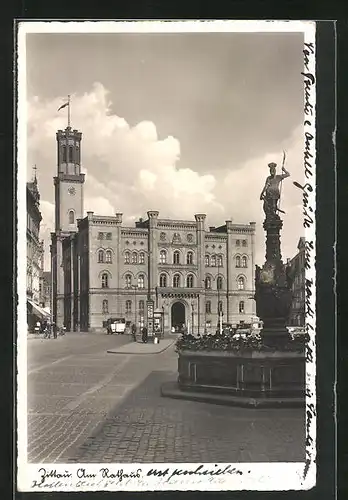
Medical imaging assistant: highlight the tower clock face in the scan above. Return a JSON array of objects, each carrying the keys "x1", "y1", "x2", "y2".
[{"x1": 68, "y1": 186, "x2": 76, "y2": 196}]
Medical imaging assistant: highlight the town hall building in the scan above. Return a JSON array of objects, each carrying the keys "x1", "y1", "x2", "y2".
[{"x1": 51, "y1": 125, "x2": 257, "y2": 333}]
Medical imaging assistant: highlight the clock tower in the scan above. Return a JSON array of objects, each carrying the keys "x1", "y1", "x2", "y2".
[
  {"x1": 54, "y1": 126, "x2": 84, "y2": 231},
  {"x1": 51, "y1": 126, "x2": 85, "y2": 328}
]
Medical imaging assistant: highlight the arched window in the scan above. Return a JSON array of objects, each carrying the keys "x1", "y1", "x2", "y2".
[
  {"x1": 139, "y1": 252, "x2": 145, "y2": 264},
  {"x1": 236, "y1": 256, "x2": 241, "y2": 268},
  {"x1": 101, "y1": 273, "x2": 109, "y2": 288},
  {"x1": 218, "y1": 301, "x2": 223, "y2": 313},
  {"x1": 173, "y1": 274, "x2": 180, "y2": 288},
  {"x1": 105, "y1": 250, "x2": 112, "y2": 263},
  {"x1": 68, "y1": 145, "x2": 74, "y2": 163},
  {"x1": 205, "y1": 255, "x2": 210, "y2": 267},
  {"x1": 206, "y1": 300, "x2": 211, "y2": 314},
  {"x1": 138, "y1": 274, "x2": 145, "y2": 289},
  {"x1": 242, "y1": 239, "x2": 247, "y2": 247},
  {"x1": 159, "y1": 250, "x2": 167, "y2": 264},
  {"x1": 132, "y1": 252, "x2": 137, "y2": 264},
  {"x1": 205, "y1": 276, "x2": 211, "y2": 289},
  {"x1": 139, "y1": 300, "x2": 145, "y2": 312},
  {"x1": 126, "y1": 300, "x2": 132, "y2": 314},
  {"x1": 217, "y1": 255, "x2": 223, "y2": 267},
  {"x1": 68, "y1": 210, "x2": 75, "y2": 224},
  {"x1": 238, "y1": 276, "x2": 245, "y2": 290},
  {"x1": 186, "y1": 274, "x2": 194, "y2": 288},
  {"x1": 217, "y1": 276, "x2": 223, "y2": 290},
  {"x1": 102, "y1": 299, "x2": 109, "y2": 314},
  {"x1": 159, "y1": 273, "x2": 167, "y2": 287},
  {"x1": 124, "y1": 252, "x2": 130, "y2": 264},
  {"x1": 125, "y1": 274, "x2": 132, "y2": 288},
  {"x1": 242, "y1": 256, "x2": 247, "y2": 268},
  {"x1": 211, "y1": 255, "x2": 216, "y2": 267},
  {"x1": 187, "y1": 251, "x2": 193, "y2": 265},
  {"x1": 173, "y1": 251, "x2": 180, "y2": 265},
  {"x1": 239, "y1": 301, "x2": 245, "y2": 313},
  {"x1": 62, "y1": 145, "x2": 67, "y2": 163},
  {"x1": 98, "y1": 250, "x2": 104, "y2": 263}
]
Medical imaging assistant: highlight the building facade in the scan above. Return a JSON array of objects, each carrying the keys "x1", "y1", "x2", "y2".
[
  {"x1": 288, "y1": 237, "x2": 305, "y2": 326},
  {"x1": 27, "y1": 176, "x2": 44, "y2": 327},
  {"x1": 40, "y1": 271, "x2": 51, "y2": 309},
  {"x1": 51, "y1": 125, "x2": 257, "y2": 333}
]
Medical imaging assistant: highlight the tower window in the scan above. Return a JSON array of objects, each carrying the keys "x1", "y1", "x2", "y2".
[
  {"x1": 101, "y1": 273, "x2": 109, "y2": 288},
  {"x1": 217, "y1": 255, "x2": 223, "y2": 267},
  {"x1": 242, "y1": 239, "x2": 247, "y2": 247},
  {"x1": 187, "y1": 251, "x2": 193, "y2": 265},
  {"x1": 139, "y1": 300, "x2": 144, "y2": 311},
  {"x1": 139, "y1": 252, "x2": 145, "y2": 264},
  {"x1": 98, "y1": 250, "x2": 104, "y2": 263},
  {"x1": 205, "y1": 255, "x2": 210, "y2": 267},
  {"x1": 62, "y1": 145, "x2": 67, "y2": 163},
  {"x1": 132, "y1": 252, "x2": 137, "y2": 264},
  {"x1": 237, "y1": 276, "x2": 245, "y2": 290},
  {"x1": 159, "y1": 273, "x2": 167, "y2": 287},
  {"x1": 102, "y1": 299, "x2": 109, "y2": 314},
  {"x1": 217, "y1": 276, "x2": 223, "y2": 290},
  {"x1": 242, "y1": 256, "x2": 247, "y2": 268},
  {"x1": 236, "y1": 239, "x2": 240, "y2": 246},
  {"x1": 68, "y1": 210, "x2": 75, "y2": 224},
  {"x1": 211, "y1": 255, "x2": 216, "y2": 267},
  {"x1": 239, "y1": 301, "x2": 245, "y2": 314},
  {"x1": 236, "y1": 256, "x2": 241, "y2": 268},
  {"x1": 124, "y1": 252, "x2": 130, "y2": 264},
  {"x1": 68, "y1": 146, "x2": 74, "y2": 163},
  {"x1": 105, "y1": 250, "x2": 112, "y2": 263},
  {"x1": 98, "y1": 232, "x2": 104, "y2": 240},
  {"x1": 206, "y1": 300, "x2": 211, "y2": 314},
  {"x1": 106, "y1": 232, "x2": 112, "y2": 240}
]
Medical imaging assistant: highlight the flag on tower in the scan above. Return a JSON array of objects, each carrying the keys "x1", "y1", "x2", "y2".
[{"x1": 57, "y1": 101, "x2": 69, "y2": 111}]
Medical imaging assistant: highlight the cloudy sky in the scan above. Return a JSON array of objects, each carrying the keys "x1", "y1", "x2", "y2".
[{"x1": 25, "y1": 30, "x2": 305, "y2": 270}]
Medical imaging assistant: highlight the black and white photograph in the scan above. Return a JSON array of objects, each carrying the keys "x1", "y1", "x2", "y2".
[{"x1": 17, "y1": 20, "x2": 316, "y2": 491}]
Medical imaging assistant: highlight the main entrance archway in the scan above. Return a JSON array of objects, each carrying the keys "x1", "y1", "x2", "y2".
[{"x1": 171, "y1": 302, "x2": 186, "y2": 332}]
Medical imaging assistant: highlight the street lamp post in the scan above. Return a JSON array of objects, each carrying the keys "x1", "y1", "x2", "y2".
[
  {"x1": 202, "y1": 279, "x2": 206, "y2": 333},
  {"x1": 132, "y1": 284, "x2": 137, "y2": 329},
  {"x1": 191, "y1": 301, "x2": 194, "y2": 335},
  {"x1": 217, "y1": 259, "x2": 222, "y2": 335}
]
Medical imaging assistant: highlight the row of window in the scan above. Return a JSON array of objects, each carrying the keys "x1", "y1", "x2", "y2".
[
  {"x1": 100, "y1": 272, "x2": 246, "y2": 290},
  {"x1": 98, "y1": 249, "x2": 113, "y2": 263},
  {"x1": 101, "y1": 299, "x2": 246, "y2": 315},
  {"x1": 125, "y1": 251, "x2": 146, "y2": 264},
  {"x1": 236, "y1": 239, "x2": 248, "y2": 247},
  {"x1": 160, "y1": 250, "x2": 194, "y2": 265},
  {"x1": 98, "y1": 232, "x2": 113, "y2": 240}
]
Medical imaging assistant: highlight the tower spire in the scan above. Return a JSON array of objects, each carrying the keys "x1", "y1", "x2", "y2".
[{"x1": 33, "y1": 164, "x2": 37, "y2": 182}]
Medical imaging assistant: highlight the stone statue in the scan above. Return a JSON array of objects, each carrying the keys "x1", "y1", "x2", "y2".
[{"x1": 260, "y1": 162, "x2": 290, "y2": 217}]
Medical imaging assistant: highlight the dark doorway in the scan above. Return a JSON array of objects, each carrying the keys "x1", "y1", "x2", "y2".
[{"x1": 171, "y1": 302, "x2": 186, "y2": 332}]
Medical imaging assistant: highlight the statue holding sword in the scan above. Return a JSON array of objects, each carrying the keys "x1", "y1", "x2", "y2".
[{"x1": 260, "y1": 151, "x2": 290, "y2": 218}]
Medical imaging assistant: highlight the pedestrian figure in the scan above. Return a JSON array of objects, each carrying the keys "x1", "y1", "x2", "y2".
[
  {"x1": 131, "y1": 323, "x2": 137, "y2": 342},
  {"x1": 44, "y1": 322, "x2": 51, "y2": 339},
  {"x1": 52, "y1": 322, "x2": 57, "y2": 339},
  {"x1": 141, "y1": 325, "x2": 148, "y2": 343}
]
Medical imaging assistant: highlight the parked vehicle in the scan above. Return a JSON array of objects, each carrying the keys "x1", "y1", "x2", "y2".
[{"x1": 105, "y1": 317, "x2": 126, "y2": 335}]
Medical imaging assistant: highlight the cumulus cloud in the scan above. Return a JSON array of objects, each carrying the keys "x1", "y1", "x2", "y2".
[{"x1": 27, "y1": 83, "x2": 304, "y2": 270}]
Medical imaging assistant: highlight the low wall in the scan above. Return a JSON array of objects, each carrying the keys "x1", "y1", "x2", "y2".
[{"x1": 177, "y1": 349, "x2": 305, "y2": 400}]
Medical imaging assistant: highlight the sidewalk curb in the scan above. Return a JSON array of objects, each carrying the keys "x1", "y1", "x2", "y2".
[{"x1": 107, "y1": 339, "x2": 175, "y2": 355}]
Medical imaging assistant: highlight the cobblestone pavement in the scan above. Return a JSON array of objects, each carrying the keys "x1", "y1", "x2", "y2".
[
  {"x1": 27, "y1": 333, "x2": 135, "y2": 463},
  {"x1": 26, "y1": 334, "x2": 305, "y2": 464}
]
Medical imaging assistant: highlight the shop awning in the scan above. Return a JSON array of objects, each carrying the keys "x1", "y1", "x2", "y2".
[{"x1": 27, "y1": 299, "x2": 50, "y2": 319}]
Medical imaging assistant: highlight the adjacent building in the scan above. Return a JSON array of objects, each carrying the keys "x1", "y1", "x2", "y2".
[
  {"x1": 40, "y1": 271, "x2": 51, "y2": 309},
  {"x1": 27, "y1": 174, "x2": 45, "y2": 328},
  {"x1": 51, "y1": 125, "x2": 257, "y2": 333},
  {"x1": 288, "y1": 237, "x2": 305, "y2": 326}
]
